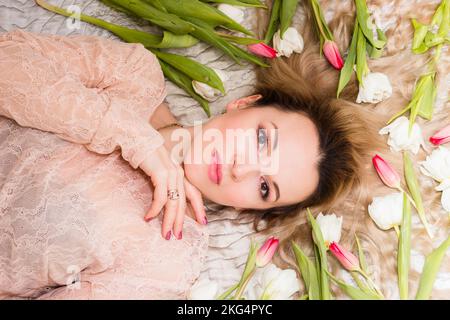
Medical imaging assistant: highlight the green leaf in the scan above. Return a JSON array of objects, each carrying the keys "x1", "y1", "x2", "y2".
[
  {"x1": 158, "y1": 60, "x2": 211, "y2": 117},
  {"x1": 108, "y1": 0, "x2": 195, "y2": 34},
  {"x1": 411, "y1": 19, "x2": 429, "y2": 53},
  {"x1": 367, "y1": 28, "x2": 387, "y2": 58},
  {"x1": 355, "y1": 25, "x2": 368, "y2": 85},
  {"x1": 398, "y1": 192, "x2": 411, "y2": 300},
  {"x1": 39, "y1": 1, "x2": 198, "y2": 49},
  {"x1": 354, "y1": 0, "x2": 386, "y2": 49},
  {"x1": 200, "y1": 0, "x2": 267, "y2": 8},
  {"x1": 217, "y1": 283, "x2": 239, "y2": 300},
  {"x1": 386, "y1": 104, "x2": 412, "y2": 125},
  {"x1": 409, "y1": 74, "x2": 436, "y2": 133},
  {"x1": 310, "y1": 0, "x2": 334, "y2": 41},
  {"x1": 264, "y1": 0, "x2": 281, "y2": 44},
  {"x1": 355, "y1": 234, "x2": 368, "y2": 273},
  {"x1": 292, "y1": 242, "x2": 321, "y2": 300},
  {"x1": 143, "y1": 0, "x2": 167, "y2": 12},
  {"x1": 280, "y1": 0, "x2": 300, "y2": 37},
  {"x1": 403, "y1": 152, "x2": 433, "y2": 238},
  {"x1": 327, "y1": 271, "x2": 382, "y2": 300},
  {"x1": 437, "y1": 0, "x2": 449, "y2": 38},
  {"x1": 215, "y1": 32, "x2": 262, "y2": 45},
  {"x1": 307, "y1": 208, "x2": 331, "y2": 300},
  {"x1": 416, "y1": 236, "x2": 450, "y2": 300},
  {"x1": 184, "y1": 17, "x2": 269, "y2": 67},
  {"x1": 152, "y1": 50, "x2": 225, "y2": 94},
  {"x1": 337, "y1": 20, "x2": 358, "y2": 98}
]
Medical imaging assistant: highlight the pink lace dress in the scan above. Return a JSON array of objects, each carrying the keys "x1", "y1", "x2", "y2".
[{"x1": 0, "y1": 29, "x2": 209, "y2": 299}]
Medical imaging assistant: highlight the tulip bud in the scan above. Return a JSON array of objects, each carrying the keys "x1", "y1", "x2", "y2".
[
  {"x1": 323, "y1": 40, "x2": 344, "y2": 70},
  {"x1": 429, "y1": 124, "x2": 450, "y2": 146},
  {"x1": 248, "y1": 42, "x2": 277, "y2": 59},
  {"x1": 372, "y1": 154, "x2": 401, "y2": 189},
  {"x1": 329, "y1": 242, "x2": 360, "y2": 272},
  {"x1": 255, "y1": 236, "x2": 279, "y2": 267}
]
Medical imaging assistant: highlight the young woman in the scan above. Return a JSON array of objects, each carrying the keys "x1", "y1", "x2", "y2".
[
  {"x1": 0, "y1": 25, "x2": 366, "y2": 299},
  {"x1": 5, "y1": 0, "x2": 441, "y2": 298}
]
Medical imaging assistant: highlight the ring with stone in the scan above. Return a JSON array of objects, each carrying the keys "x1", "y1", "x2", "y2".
[{"x1": 167, "y1": 189, "x2": 180, "y2": 201}]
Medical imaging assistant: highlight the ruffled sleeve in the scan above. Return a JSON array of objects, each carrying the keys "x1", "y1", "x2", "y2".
[{"x1": 0, "y1": 29, "x2": 167, "y2": 169}]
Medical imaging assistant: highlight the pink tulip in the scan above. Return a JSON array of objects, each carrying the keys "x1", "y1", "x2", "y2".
[
  {"x1": 256, "y1": 236, "x2": 279, "y2": 267},
  {"x1": 429, "y1": 124, "x2": 450, "y2": 145},
  {"x1": 329, "y1": 242, "x2": 360, "y2": 272},
  {"x1": 248, "y1": 42, "x2": 277, "y2": 59},
  {"x1": 323, "y1": 40, "x2": 344, "y2": 70},
  {"x1": 372, "y1": 154, "x2": 401, "y2": 189}
]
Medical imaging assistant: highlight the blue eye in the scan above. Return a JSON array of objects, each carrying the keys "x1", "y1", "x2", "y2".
[{"x1": 257, "y1": 127, "x2": 267, "y2": 151}]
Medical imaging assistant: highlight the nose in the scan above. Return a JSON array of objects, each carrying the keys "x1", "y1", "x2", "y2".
[{"x1": 231, "y1": 156, "x2": 261, "y2": 182}]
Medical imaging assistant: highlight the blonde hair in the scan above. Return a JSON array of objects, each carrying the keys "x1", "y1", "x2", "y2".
[{"x1": 242, "y1": 0, "x2": 450, "y2": 299}]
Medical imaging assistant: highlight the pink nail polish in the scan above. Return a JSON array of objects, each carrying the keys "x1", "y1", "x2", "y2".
[
  {"x1": 165, "y1": 231, "x2": 171, "y2": 240},
  {"x1": 203, "y1": 216, "x2": 208, "y2": 225},
  {"x1": 177, "y1": 231, "x2": 182, "y2": 240}
]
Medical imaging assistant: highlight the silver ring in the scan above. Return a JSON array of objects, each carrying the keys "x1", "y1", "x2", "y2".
[{"x1": 167, "y1": 189, "x2": 180, "y2": 200}]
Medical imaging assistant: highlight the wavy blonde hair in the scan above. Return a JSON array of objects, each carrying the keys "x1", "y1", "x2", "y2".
[{"x1": 241, "y1": 0, "x2": 450, "y2": 299}]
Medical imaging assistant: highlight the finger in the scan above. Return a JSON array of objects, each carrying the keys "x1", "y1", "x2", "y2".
[
  {"x1": 144, "y1": 173, "x2": 168, "y2": 221},
  {"x1": 161, "y1": 169, "x2": 179, "y2": 240},
  {"x1": 184, "y1": 179, "x2": 207, "y2": 225},
  {"x1": 173, "y1": 168, "x2": 187, "y2": 240}
]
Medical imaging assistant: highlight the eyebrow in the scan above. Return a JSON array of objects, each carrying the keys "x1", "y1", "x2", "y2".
[
  {"x1": 270, "y1": 121, "x2": 278, "y2": 151},
  {"x1": 272, "y1": 180, "x2": 280, "y2": 202}
]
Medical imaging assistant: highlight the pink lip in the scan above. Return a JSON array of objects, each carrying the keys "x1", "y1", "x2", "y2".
[{"x1": 208, "y1": 149, "x2": 222, "y2": 185}]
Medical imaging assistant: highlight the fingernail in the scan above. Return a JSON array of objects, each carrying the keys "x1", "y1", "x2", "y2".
[
  {"x1": 203, "y1": 216, "x2": 208, "y2": 225},
  {"x1": 145, "y1": 216, "x2": 153, "y2": 222},
  {"x1": 165, "y1": 231, "x2": 171, "y2": 240},
  {"x1": 177, "y1": 231, "x2": 182, "y2": 240}
]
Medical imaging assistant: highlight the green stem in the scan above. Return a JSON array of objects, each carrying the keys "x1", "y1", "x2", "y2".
[
  {"x1": 36, "y1": 0, "x2": 110, "y2": 28},
  {"x1": 217, "y1": 283, "x2": 240, "y2": 300},
  {"x1": 233, "y1": 269, "x2": 256, "y2": 300},
  {"x1": 357, "y1": 269, "x2": 384, "y2": 298},
  {"x1": 398, "y1": 187, "x2": 418, "y2": 211},
  {"x1": 394, "y1": 225, "x2": 400, "y2": 238},
  {"x1": 309, "y1": 0, "x2": 331, "y2": 41}
]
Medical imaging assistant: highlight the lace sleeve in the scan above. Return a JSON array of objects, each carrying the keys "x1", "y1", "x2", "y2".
[{"x1": 0, "y1": 29, "x2": 167, "y2": 169}]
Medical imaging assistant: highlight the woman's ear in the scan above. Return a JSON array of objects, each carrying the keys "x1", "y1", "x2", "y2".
[{"x1": 225, "y1": 94, "x2": 262, "y2": 113}]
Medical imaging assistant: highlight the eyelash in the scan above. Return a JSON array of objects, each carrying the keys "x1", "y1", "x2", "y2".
[{"x1": 257, "y1": 125, "x2": 270, "y2": 200}]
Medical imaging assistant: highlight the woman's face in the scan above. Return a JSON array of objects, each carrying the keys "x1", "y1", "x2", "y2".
[{"x1": 182, "y1": 95, "x2": 321, "y2": 211}]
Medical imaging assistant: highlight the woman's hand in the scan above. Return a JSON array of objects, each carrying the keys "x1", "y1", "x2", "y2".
[{"x1": 139, "y1": 145, "x2": 207, "y2": 240}]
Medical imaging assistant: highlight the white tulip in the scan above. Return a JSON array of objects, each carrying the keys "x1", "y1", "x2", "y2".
[
  {"x1": 420, "y1": 146, "x2": 450, "y2": 182},
  {"x1": 245, "y1": 264, "x2": 299, "y2": 300},
  {"x1": 273, "y1": 27, "x2": 304, "y2": 58},
  {"x1": 217, "y1": 4, "x2": 245, "y2": 24},
  {"x1": 356, "y1": 72, "x2": 392, "y2": 104},
  {"x1": 316, "y1": 212, "x2": 343, "y2": 247},
  {"x1": 379, "y1": 116, "x2": 425, "y2": 154},
  {"x1": 188, "y1": 278, "x2": 219, "y2": 300},
  {"x1": 368, "y1": 192, "x2": 403, "y2": 230},
  {"x1": 192, "y1": 68, "x2": 228, "y2": 101},
  {"x1": 436, "y1": 179, "x2": 450, "y2": 212}
]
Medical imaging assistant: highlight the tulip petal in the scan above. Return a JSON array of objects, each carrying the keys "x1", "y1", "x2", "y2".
[{"x1": 372, "y1": 154, "x2": 401, "y2": 189}]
